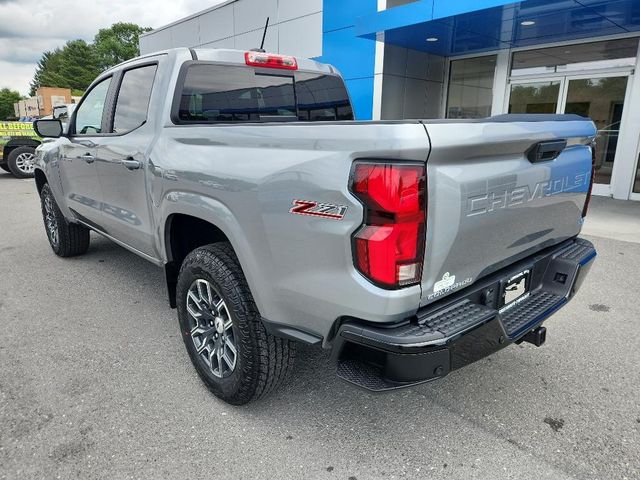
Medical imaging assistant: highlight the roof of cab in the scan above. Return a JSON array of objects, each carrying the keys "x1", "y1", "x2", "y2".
[
  {"x1": 191, "y1": 48, "x2": 336, "y2": 74},
  {"x1": 103, "y1": 47, "x2": 337, "y2": 76}
]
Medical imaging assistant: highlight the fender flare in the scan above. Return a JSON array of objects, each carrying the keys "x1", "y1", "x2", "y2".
[{"x1": 159, "y1": 192, "x2": 270, "y2": 313}]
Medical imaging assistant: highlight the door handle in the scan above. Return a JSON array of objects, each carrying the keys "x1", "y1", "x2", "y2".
[
  {"x1": 80, "y1": 153, "x2": 95, "y2": 164},
  {"x1": 122, "y1": 158, "x2": 141, "y2": 170}
]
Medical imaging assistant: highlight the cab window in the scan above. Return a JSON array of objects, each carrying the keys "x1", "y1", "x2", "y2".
[
  {"x1": 176, "y1": 63, "x2": 354, "y2": 123},
  {"x1": 113, "y1": 65, "x2": 157, "y2": 133},
  {"x1": 74, "y1": 77, "x2": 112, "y2": 135}
]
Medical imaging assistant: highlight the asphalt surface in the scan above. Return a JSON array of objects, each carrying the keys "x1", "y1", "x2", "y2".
[{"x1": 0, "y1": 171, "x2": 639, "y2": 480}]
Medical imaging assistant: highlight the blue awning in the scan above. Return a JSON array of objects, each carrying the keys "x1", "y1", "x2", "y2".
[{"x1": 355, "y1": 0, "x2": 640, "y2": 56}]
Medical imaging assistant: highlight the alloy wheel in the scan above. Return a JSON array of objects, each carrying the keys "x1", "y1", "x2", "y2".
[
  {"x1": 43, "y1": 195, "x2": 59, "y2": 247},
  {"x1": 186, "y1": 279, "x2": 237, "y2": 378},
  {"x1": 15, "y1": 152, "x2": 36, "y2": 174}
]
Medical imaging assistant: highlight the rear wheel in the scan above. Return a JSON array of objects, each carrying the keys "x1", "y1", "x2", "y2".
[
  {"x1": 176, "y1": 243, "x2": 296, "y2": 405},
  {"x1": 40, "y1": 184, "x2": 90, "y2": 257},
  {"x1": 7, "y1": 146, "x2": 37, "y2": 178}
]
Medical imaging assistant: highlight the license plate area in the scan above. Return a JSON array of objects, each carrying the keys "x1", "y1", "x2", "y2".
[{"x1": 499, "y1": 269, "x2": 531, "y2": 313}]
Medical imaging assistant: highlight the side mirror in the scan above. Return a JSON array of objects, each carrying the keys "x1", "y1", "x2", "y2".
[{"x1": 33, "y1": 119, "x2": 63, "y2": 138}]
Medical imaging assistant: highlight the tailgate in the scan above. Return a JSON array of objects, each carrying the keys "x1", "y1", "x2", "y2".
[{"x1": 420, "y1": 115, "x2": 596, "y2": 306}]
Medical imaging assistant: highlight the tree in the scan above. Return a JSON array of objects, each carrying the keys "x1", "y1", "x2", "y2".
[
  {"x1": 56, "y1": 40, "x2": 101, "y2": 91},
  {"x1": 29, "y1": 22, "x2": 151, "y2": 95},
  {"x1": 29, "y1": 40, "x2": 99, "y2": 95},
  {"x1": 0, "y1": 88, "x2": 22, "y2": 120},
  {"x1": 93, "y1": 22, "x2": 152, "y2": 71},
  {"x1": 30, "y1": 49, "x2": 66, "y2": 96}
]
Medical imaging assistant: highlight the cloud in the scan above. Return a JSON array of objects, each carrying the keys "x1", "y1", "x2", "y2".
[
  {"x1": 0, "y1": 0, "x2": 226, "y2": 94},
  {"x1": 0, "y1": 60, "x2": 36, "y2": 95},
  {"x1": 0, "y1": 38, "x2": 67, "y2": 64}
]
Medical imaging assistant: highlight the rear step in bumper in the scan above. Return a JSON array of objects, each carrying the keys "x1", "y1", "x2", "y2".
[{"x1": 334, "y1": 238, "x2": 596, "y2": 392}]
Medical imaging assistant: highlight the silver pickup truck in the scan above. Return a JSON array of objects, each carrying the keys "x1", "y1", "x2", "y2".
[{"x1": 33, "y1": 48, "x2": 597, "y2": 405}]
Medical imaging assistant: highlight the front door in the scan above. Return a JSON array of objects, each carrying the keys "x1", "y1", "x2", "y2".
[
  {"x1": 507, "y1": 73, "x2": 631, "y2": 197},
  {"x1": 60, "y1": 76, "x2": 113, "y2": 226}
]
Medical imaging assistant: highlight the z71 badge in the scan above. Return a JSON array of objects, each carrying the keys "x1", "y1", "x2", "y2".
[{"x1": 289, "y1": 200, "x2": 348, "y2": 220}]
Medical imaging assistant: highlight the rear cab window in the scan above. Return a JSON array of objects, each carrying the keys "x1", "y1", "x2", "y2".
[
  {"x1": 174, "y1": 63, "x2": 354, "y2": 123},
  {"x1": 113, "y1": 64, "x2": 158, "y2": 133}
]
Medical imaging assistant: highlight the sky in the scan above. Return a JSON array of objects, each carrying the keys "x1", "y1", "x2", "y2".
[{"x1": 0, "y1": 0, "x2": 226, "y2": 95}]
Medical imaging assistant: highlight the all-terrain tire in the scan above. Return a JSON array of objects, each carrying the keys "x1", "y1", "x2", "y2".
[
  {"x1": 7, "y1": 146, "x2": 36, "y2": 178},
  {"x1": 176, "y1": 243, "x2": 296, "y2": 405},
  {"x1": 40, "y1": 184, "x2": 90, "y2": 257}
]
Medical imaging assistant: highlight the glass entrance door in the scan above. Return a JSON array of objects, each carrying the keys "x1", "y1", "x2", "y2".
[
  {"x1": 509, "y1": 81, "x2": 561, "y2": 114},
  {"x1": 562, "y1": 76, "x2": 628, "y2": 187},
  {"x1": 507, "y1": 73, "x2": 630, "y2": 192}
]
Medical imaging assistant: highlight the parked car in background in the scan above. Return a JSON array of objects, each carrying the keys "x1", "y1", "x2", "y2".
[
  {"x1": 32, "y1": 48, "x2": 597, "y2": 405},
  {"x1": 1, "y1": 104, "x2": 76, "y2": 178},
  {"x1": 0, "y1": 121, "x2": 40, "y2": 178}
]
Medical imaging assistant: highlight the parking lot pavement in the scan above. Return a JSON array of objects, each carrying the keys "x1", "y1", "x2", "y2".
[{"x1": 0, "y1": 171, "x2": 639, "y2": 480}]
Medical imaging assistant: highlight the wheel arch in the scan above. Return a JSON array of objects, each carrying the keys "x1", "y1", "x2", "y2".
[
  {"x1": 3, "y1": 139, "x2": 40, "y2": 158},
  {"x1": 34, "y1": 168, "x2": 48, "y2": 194},
  {"x1": 163, "y1": 212, "x2": 238, "y2": 309},
  {"x1": 159, "y1": 193, "x2": 272, "y2": 326},
  {"x1": 33, "y1": 165, "x2": 73, "y2": 220}
]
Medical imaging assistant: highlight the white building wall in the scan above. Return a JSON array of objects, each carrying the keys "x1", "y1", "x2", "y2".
[
  {"x1": 380, "y1": 44, "x2": 446, "y2": 119},
  {"x1": 140, "y1": 0, "x2": 322, "y2": 59}
]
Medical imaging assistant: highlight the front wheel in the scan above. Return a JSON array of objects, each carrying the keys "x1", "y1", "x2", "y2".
[
  {"x1": 40, "y1": 184, "x2": 90, "y2": 257},
  {"x1": 176, "y1": 243, "x2": 296, "y2": 405},
  {"x1": 7, "y1": 146, "x2": 37, "y2": 178}
]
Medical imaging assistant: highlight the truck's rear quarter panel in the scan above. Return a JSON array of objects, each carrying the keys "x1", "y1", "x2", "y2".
[{"x1": 157, "y1": 122, "x2": 431, "y2": 341}]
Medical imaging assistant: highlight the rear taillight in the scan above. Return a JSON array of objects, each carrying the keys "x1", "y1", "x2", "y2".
[
  {"x1": 350, "y1": 162, "x2": 426, "y2": 289},
  {"x1": 244, "y1": 51, "x2": 298, "y2": 70},
  {"x1": 582, "y1": 141, "x2": 596, "y2": 218}
]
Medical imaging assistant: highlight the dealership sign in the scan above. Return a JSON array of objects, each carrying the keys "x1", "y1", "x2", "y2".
[{"x1": 0, "y1": 122, "x2": 39, "y2": 139}]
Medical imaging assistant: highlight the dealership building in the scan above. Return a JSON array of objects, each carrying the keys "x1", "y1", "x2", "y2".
[{"x1": 140, "y1": 0, "x2": 640, "y2": 201}]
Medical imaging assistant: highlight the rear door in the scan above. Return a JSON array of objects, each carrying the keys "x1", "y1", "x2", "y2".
[
  {"x1": 60, "y1": 76, "x2": 112, "y2": 226},
  {"x1": 420, "y1": 116, "x2": 596, "y2": 306},
  {"x1": 94, "y1": 63, "x2": 158, "y2": 258}
]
